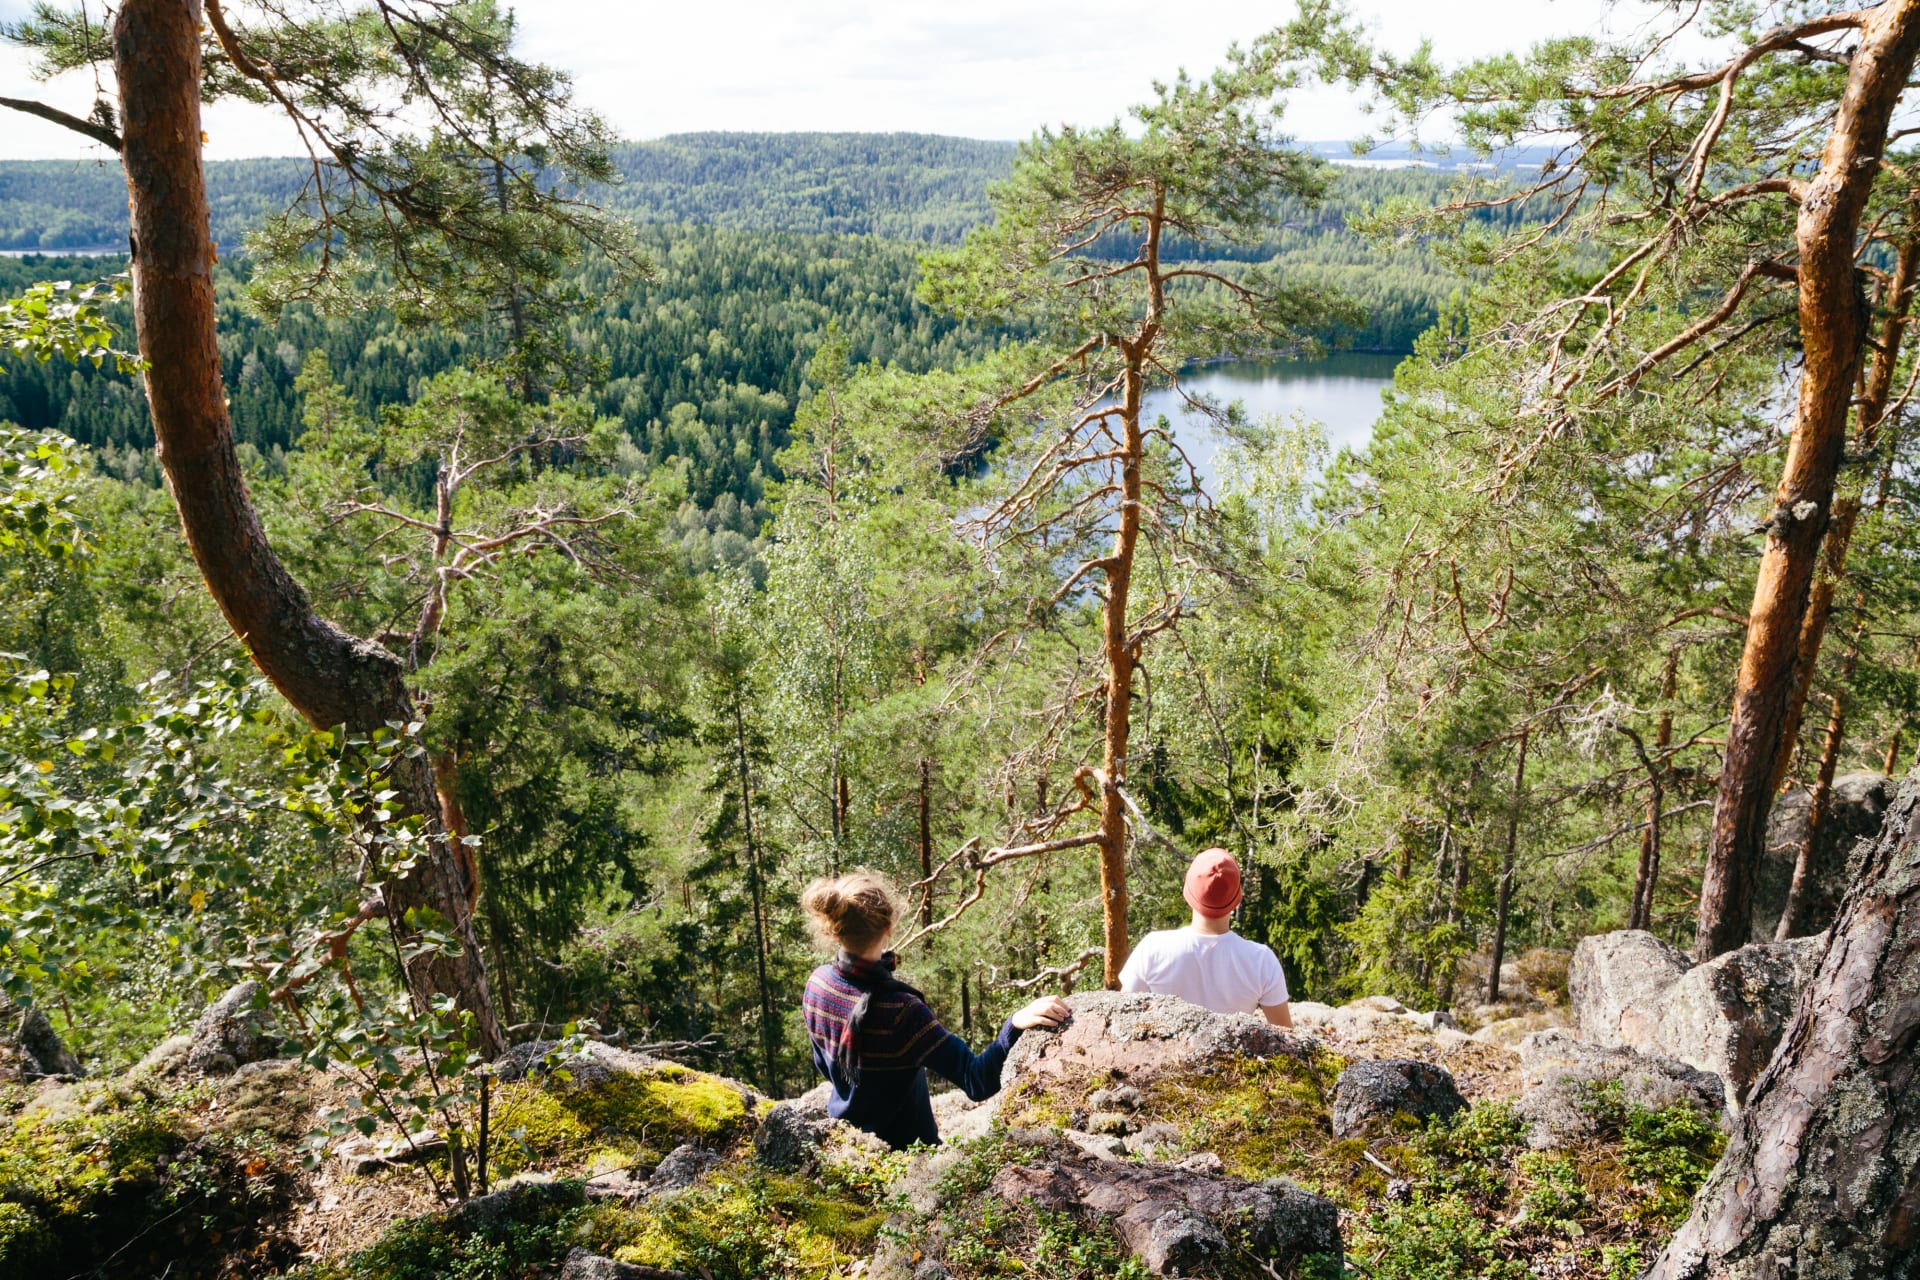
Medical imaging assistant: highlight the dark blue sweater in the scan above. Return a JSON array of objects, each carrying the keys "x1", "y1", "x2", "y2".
[{"x1": 802, "y1": 952, "x2": 1021, "y2": 1150}]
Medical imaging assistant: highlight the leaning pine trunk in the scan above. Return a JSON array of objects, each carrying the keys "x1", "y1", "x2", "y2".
[
  {"x1": 1698, "y1": 0, "x2": 1920, "y2": 961},
  {"x1": 113, "y1": 0, "x2": 503, "y2": 1055},
  {"x1": 1649, "y1": 769, "x2": 1920, "y2": 1279}
]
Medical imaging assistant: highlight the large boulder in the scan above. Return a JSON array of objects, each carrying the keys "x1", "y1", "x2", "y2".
[
  {"x1": 1330, "y1": 1058, "x2": 1468, "y2": 1138},
  {"x1": 1568, "y1": 930, "x2": 1691, "y2": 1051},
  {"x1": 1646, "y1": 932, "x2": 1826, "y2": 1109},
  {"x1": 184, "y1": 981, "x2": 282, "y2": 1076},
  {"x1": 1753, "y1": 772, "x2": 1888, "y2": 939},
  {"x1": 0, "y1": 1000, "x2": 83, "y2": 1080},
  {"x1": 1512, "y1": 1029, "x2": 1724, "y2": 1149},
  {"x1": 753, "y1": 1088, "x2": 834, "y2": 1171},
  {"x1": 1003, "y1": 991, "x2": 1310, "y2": 1091},
  {"x1": 985, "y1": 1145, "x2": 1341, "y2": 1277}
]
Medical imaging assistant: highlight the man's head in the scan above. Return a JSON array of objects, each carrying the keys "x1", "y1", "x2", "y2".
[{"x1": 1183, "y1": 847, "x2": 1243, "y2": 920}]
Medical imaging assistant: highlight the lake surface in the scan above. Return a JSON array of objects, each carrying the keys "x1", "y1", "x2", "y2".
[{"x1": 1142, "y1": 352, "x2": 1402, "y2": 492}]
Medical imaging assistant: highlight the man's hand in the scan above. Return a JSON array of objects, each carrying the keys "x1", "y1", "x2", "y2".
[{"x1": 1011, "y1": 996, "x2": 1071, "y2": 1030}]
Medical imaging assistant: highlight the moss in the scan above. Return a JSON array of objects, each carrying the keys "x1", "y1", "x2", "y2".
[
  {"x1": 488, "y1": 1082, "x2": 599, "y2": 1177},
  {"x1": 0, "y1": 1081, "x2": 298, "y2": 1277},
  {"x1": 1159, "y1": 1050, "x2": 1346, "y2": 1184},
  {"x1": 562, "y1": 1065, "x2": 750, "y2": 1145},
  {"x1": 576, "y1": 1159, "x2": 875, "y2": 1280}
]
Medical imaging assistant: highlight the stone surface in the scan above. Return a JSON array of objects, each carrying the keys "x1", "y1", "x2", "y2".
[
  {"x1": 754, "y1": 1092, "x2": 834, "y2": 1171},
  {"x1": 445, "y1": 1175, "x2": 584, "y2": 1233},
  {"x1": 1753, "y1": 771, "x2": 1888, "y2": 940},
  {"x1": 647, "y1": 1143, "x2": 720, "y2": 1194},
  {"x1": 559, "y1": 1248, "x2": 693, "y2": 1280},
  {"x1": 1330, "y1": 1058, "x2": 1468, "y2": 1138},
  {"x1": 184, "y1": 981, "x2": 282, "y2": 1076},
  {"x1": 987, "y1": 1146, "x2": 1341, "y2": 1277},
  {"x1": 930, "y1": 1085, "x2": 998, "y2": 1143},
  {"x1": 494, "y1": 1039, "x2": 663, "y2": 1087},
  {"x1": 1004, "y1": 991, "x2": 1315, "y2": 1095},
  {"x1": 1646, "y1": 933, "x2": 1826, "y2": 1108},
  {"x1": 0, "y1": 1000, "x2": 83, "y2": 1079},
  {"x1": 1567, "y1": 930, "x2": 1691, "y2": 1051},
  {"x1": 1512, "y1": 1030, "x2": 1724, "y2": 1149}
]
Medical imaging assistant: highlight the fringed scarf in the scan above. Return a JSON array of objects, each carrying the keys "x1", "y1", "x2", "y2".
[{"x1": 829, "y1": 949, "x2": 927, "y2": 1084}]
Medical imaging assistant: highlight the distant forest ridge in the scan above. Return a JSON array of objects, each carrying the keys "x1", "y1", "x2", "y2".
[{"x1": 0, "y1": 130, "x2": 1537, "y2": 251}]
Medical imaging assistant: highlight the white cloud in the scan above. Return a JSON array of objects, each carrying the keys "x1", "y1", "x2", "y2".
[{"x1": 0, "y1": 0, "x2": 1620, "y2": 160}]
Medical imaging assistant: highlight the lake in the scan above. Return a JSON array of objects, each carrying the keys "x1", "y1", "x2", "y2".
[{"x1": 1143, "y1": 352, "x2": 1402, "y2": 491}]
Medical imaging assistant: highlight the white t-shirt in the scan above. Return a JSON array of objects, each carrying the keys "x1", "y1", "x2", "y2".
[{"x1": 1117, "y1": 927, "x2": 1290, "y2": 1015}]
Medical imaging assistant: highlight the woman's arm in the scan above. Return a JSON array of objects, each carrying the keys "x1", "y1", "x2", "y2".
[{"x1": 917, "y1": 997, "x2": 1070, "y2": 1102}]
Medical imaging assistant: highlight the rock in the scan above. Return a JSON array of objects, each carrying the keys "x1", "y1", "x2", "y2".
[
  {"x1": 1086, "y1": 1110, "x2": 1134, "y2": 1136},
  {"x1": 1754, "y1": 772, "x2": 1888, "y2": 939},
  {"x1": 1003, "y1": 992, "x2": 1314, "y2": 1093},
  {"x1": 184, "y1": 981, "x2": 281, "y2": 1076},
  {"x1": 1284, "y1": 1000, "x2": 1336, "y2": 1029},
  {"x1": 0, "y1": 1000, "x2": 83, "y2": 1079},
  {"x1": 1567, "y1": 930, "x2": 1691, "y2": 1051},
  {"x1": 1351, "y1": 995, "x2": 1407, "y2": 1014},
  {"x1": 494, "y1": 1039, "x2": 662, "y2": 1086},
  {"x1": 986, "y1": 1147, "x2": 1340, "y2": 1277},
  {"x1": 1471, "y1": 1009, "x2": 1570, "y2": 1049},
  {"x1": 445, "y1": 1174, "x2": 584, "y2": 1233},
  {"x1": 648, "y1": 1143, "x2": 720, "y2": 1193},
  {"x1": 1513, "y1": 1030, "x2": 1724, "y2": 1149},
  {"x1": 131, "y1": 1033, "x2": 193, "y2": 1078},
  {"x1": 755, "y1": 1093, "x2": 834, "y2": 1171},
  {"x1": 1061, "y1": 1129, "x2": 1128, "y2": 1161},
  {"x1": 930, "y1": 1086, "x2": 997, "y2": 1143},
  {"x1": 559, "y1": 1248, "x2": 694, "y2": 1280},
  {"x1": 1330, "y1": 1058, "x2": 1468, "y2": 1138},
  {"x1": 1125, "y1": 1121, "x2": 1182, "y2": 1156},
  {"x1": 1087, "y1": 1084, "x2": 1144, "y2": 1112},
  {"x1": 1646, "y1": 933, "x2": 1826, "y2": 1108}
]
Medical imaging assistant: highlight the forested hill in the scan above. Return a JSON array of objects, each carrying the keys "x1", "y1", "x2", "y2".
[
  {"x1": 0, "y1": 131, "x2": 1503, "y2": 252},
  {"x1": 0, "y1": 132, "x2": 1017, "y2": 251}
]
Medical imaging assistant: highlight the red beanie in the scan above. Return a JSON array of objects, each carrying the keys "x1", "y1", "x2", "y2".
[{"x1": 1183, "y1": 848, "x2": 1243, "y2": 918}]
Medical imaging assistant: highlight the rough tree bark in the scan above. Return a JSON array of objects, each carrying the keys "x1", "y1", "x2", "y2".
[
  {"x1": 1093, "y1": 187, "x2": 1165, "y2": 989},
  {"x1": 1769, "y1": 206, "x2": 1920, "y2": 795},
  {"x1": 1699, "y1": 0, "x2": 1920, "y2": 961},
  {"x1": 1778, "y1": 624, "x2": 1864, "y2": 940},
  {"x1": 113, "y1": 0, "x2": 503, "y2": 1055},
  {"x1": 1650, "y1": 770, "x2": 1920, "y2": 1280}
]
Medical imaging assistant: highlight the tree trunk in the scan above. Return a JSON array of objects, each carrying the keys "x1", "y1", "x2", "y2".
[
  {"x1": 1486, "y1": 729, "x2": 1529, "y2": 1005},
  {"x1": 1770, "y1": 216, "x2": 1920, "y2": 795},
  {"x1": 1649, "y1": 764, "x2": 1920, "y2": 1280},
  {"x1": 1630, "y1": 648, "x2": 1680, "y2": 930},
  {"x1": 112, "y1": 0, "x2": 502, "y2": 1055},
  {"x1": 1096, "y1": 345, "x2": 1143, "y2": 988},
  {"x1": 918, "y1": 758, "x2": 935, "y2": 928},
  {"x1": 1776, "y1": 622, "x2": 1864, "y2": 941},
  {"x1": 732, "y1": 698, "x2": 778, "y2": 1096},
  {"x1": 1698, "y1": 0, "x2": 1920, "y2": 962}
]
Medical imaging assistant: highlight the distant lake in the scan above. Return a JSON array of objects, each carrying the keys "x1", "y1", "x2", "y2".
[{"x1": 1144, "y1": 352, "x2": 1403, "y2": 491}]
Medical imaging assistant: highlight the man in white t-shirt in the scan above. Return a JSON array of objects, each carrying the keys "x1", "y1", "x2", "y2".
[{"x1": 1118, "y1": 848, "x2": 1292, "y2": 1027}]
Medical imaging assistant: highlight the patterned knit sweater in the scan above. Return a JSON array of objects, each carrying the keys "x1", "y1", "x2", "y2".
[{"x1": 802, "y1": 951, "x2": 1021, "y2": 1150}]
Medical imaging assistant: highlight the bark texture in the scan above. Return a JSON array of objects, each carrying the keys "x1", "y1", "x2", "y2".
[
  {"x1": 1649, "y1": 771, "x2": 1920, "y2": 1280},
  {"x1": 1699, "y1": 0, "x2": 1920, "y2": 961},
  {"x1": 113, "y1": 0, "x2": 502, "y2": 1055}
]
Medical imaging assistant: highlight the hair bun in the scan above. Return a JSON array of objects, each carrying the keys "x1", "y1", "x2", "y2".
[{"x1": 801, "y1": 872, "x2": 899, "y2": 953}]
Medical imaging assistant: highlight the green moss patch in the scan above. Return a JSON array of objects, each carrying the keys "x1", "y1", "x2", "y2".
[
  {"x1": 0, "y1": 1080, "x2": 301, "y2": 1277},
  {"x1": 573, "y1": 1157, "x2": 894, "y2": 1280}
]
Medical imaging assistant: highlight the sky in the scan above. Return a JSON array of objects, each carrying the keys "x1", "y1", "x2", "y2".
[{"x1": 0, "y1": 0, "x2": 1620, "y2": 160}]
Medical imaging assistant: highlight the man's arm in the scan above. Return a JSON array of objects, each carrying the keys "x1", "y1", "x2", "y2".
[{"x1": 1260, "y1": 1002, "x2": 1292, "y2": 1028}]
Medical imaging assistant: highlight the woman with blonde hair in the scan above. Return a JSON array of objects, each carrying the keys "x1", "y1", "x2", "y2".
[{"x1": 800, "y1": 870, "x2": 1069, "y2": 1149}]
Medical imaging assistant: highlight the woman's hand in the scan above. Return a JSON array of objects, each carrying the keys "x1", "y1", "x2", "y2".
[{"x1": 1011, "y1": 996, "x2": 1071, "y2": 1031}]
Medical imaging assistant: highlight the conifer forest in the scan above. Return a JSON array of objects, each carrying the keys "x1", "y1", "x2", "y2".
[{"x1": 0, "y1": 3, "x2": 1917, "y2": 1279}]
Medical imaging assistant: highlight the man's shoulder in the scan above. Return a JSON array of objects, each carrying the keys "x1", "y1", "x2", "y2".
[
  {"x1": 1223, "y1": 932, "x2": 1283, "y2": 966},
  {"x1": 1132, "y1": 928, "x2": 1192, "y2": 957}
]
